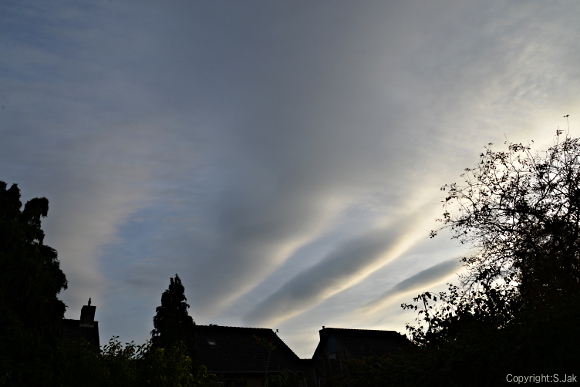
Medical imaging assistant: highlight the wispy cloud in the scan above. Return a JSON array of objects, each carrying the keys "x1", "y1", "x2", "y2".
[
  {"x1": 243, "y1": 205, "x2": 436, "y2": 326},
  {"x1": 3, "y1": 0, "x2": 580, "y2": 357},
  {"x1": 358, "y1": 259, "x2": 462, "y2": 315}
]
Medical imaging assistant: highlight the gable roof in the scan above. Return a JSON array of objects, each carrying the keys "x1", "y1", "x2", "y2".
[
  {"x1": 194, "y1": 325, "x2": 308, "y2": 374},
  {"x1": 314, "y1": 327, "x2": 410, "y2": 358}
]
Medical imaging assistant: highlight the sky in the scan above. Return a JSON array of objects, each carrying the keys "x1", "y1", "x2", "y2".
[{"x1": 2, "y1": 0, "x2": 580, "y2": 358}]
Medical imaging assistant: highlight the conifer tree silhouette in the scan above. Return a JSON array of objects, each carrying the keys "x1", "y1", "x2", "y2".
[
  {"x1": 0, "y1": 181, "x2": 68, "y2": 385},
  {"x1": 151, "y1": 274, "x2": 195, "y2": 354}
]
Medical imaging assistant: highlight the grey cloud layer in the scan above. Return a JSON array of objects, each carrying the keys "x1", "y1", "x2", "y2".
[
  {"x1": 360, "y1": 259, "x2": 462, "y2": 314},
  {"x1": 3, "y1": 0, "x2": 580, "y2": 354},
  {"x1": 243, "y1": 209, "x2": 426, "y2": 326}
]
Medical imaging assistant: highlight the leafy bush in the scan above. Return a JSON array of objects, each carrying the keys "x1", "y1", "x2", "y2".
[{"x1": 59, "y1": 337, "x2": 219, "y2": 387}]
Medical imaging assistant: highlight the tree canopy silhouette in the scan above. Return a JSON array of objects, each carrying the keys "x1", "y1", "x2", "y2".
[
  {"x1": 329, "y1": 135, "x2": 580, "y2": 386},
  {"x1": 151, "y1": 274, "x2": 196, "y2": 354},
  {"x1": 435, "y1": 136, "x2": 580, "y2": 306},
  {"x1": 0, "y1": 181, "x2": 68, "y2": 385},
  {"x1": 397, "y1": 135, "x2": 580, "y2": 384}
]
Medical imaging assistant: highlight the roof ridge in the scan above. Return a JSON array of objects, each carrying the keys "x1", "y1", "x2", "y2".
[
  {"x1": 197, "y1": 324, "x2": 273, "y2": 330},
  {"x1": 321, "y1": 327, "x2": 400, "y2": 332}
]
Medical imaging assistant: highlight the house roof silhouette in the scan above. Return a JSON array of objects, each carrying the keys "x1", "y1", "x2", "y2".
[
  {"x1": 314, "y1": 327, "x2": 410, "y2": 358},
  {"x1": 311, "y1": 327, "x2": 411, "y2": 384},
  {"x1": 63, "y1": 302, "x2": 100, "y2": 347},
  {"x1": 194, "y1": 325, "x2": 310, "y2": 374}
]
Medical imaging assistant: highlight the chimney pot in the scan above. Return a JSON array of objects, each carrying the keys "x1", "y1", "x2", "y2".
[{"x1": 80, "y1": 302, "x2": 96, "y2": 327}]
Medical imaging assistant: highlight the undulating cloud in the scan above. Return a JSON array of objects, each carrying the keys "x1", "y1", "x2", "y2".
[
  {"x1": 358, "y1": 258, "x2": 462, "y2": 315},
  {"x1": 3, "y1": 0, "x2": 580, "y2": 358},
  {"x1": 243, "y1": 206, "x2": 434, "y2": 326}
]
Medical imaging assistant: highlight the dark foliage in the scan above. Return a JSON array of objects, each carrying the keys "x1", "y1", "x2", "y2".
[
  {"x1": 434, "y1": 137, "x2": 580, "y2": 304},
  {"x1": 151, "y1": 275, "x2": 196, "y2": 357},
  {"x1": 59, "y1": 336, "x2": 220, "y2": 387},
  {"x1": 0, "y1": 183, "x2": 218, "y2": 386},
  {"x1": 331, "y1": 135, "x2": 580, "y2": 385},
  {"x1": 0, "y1": 181, "x2": 68, "y2": 386},
  {"x1": 398, "y1": 135, "x2": 580, "y2": 384}
]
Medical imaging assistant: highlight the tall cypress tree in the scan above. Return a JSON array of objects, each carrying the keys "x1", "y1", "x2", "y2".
[
  {"x1": 0, "y1": 182, "x2": 68, "y2": 385},
  {"x1": 151, "y1": 274, "x2": 195, "y2": 353}
]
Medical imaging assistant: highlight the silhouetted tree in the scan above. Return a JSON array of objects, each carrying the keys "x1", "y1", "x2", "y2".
[
  {"x1": 151, "y1": 274, "x2": 196, "y2": 355},
  {"x1": 330, "y1": 135, "x2": 580, "y2": 386},
  {"x1": 434, "y1": 136, "x2": 580, "y2": 308},
  {"x1": 418, "y1": 135, "x2": 580, "y2": 335},
  {"x1": 0, "y1": 181, "x2": 68, "y2": 385},
  {"x1": 396, "y1": 134, "x2": 580, "y2": 385}
]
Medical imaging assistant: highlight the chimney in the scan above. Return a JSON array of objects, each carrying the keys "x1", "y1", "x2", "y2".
[{"x1": 80, "y1": 298, "x2": 96, "y2": 327}]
